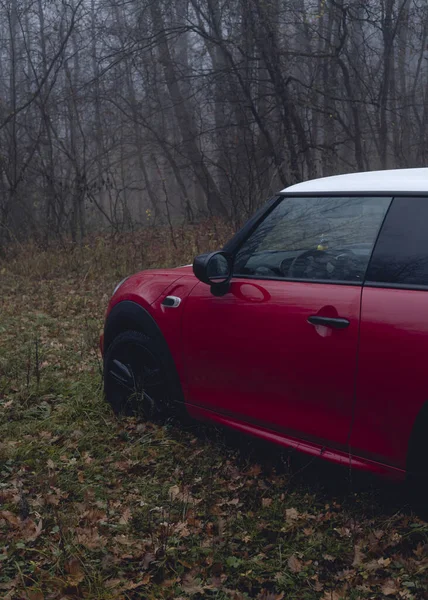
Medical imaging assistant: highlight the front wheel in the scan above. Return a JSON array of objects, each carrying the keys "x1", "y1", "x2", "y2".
[
  {"x1": 406, "y1": 424, "x2": 428, "y2": 518},
  {"x1": 104, "y1": 330, "x2": 169, "y2": 418}
]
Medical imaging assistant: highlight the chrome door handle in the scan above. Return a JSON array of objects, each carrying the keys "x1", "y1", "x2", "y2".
[{"x1": 308, "y1": 316, "x2": 350, "y2": 329}]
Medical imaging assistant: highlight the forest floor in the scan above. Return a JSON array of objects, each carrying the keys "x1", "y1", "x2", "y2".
[{"x1": 0, "y1": 227, "x2": 427, "y2": 600}]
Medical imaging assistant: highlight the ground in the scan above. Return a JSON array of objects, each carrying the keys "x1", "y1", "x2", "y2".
[{"x1": 0, "y1": 228, "x2": 427, "y2": 600}]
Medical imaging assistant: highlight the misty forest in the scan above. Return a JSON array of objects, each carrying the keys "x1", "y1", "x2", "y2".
[{"x1": 0, "y1": 0, "x2": 427, "y2": 245}]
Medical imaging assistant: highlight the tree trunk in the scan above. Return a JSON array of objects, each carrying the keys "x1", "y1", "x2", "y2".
[
  {"x1": 150, "y1": 1, "x2": 227, "y2": 218},
  {"x1": 379, "y1": 0, "x2": 395, "y2": 170}
]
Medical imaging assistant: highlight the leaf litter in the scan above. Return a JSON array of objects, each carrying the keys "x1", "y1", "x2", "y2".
[{"x1": 0, "y1": 236, "x2": 427, "y2": 599}]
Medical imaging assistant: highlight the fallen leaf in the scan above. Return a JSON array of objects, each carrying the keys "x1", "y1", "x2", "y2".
[
  {"x1": 335, "y1": 526, "x2": 351, "y2": 537},
  {"x1": 123, "y1": 574, "x2": 151, "y2": 590},
  {"x1": 174, "y1": 521, "x2": 191, "y2": 537},
  {"x1": 217, "y1": 517, "x2": 226, "y2": 536},
  {"x1": 224, "y1": 498, "x2": 240, "y2": 506},
  {"x1": 378, "y1": 557, "x2": 392, "y2": 568},
  {"x1": 262, "y1": 498, "x2": 273, "y2": 508},
  {"x1": 178, "y1": 559, "x2": 193, "y2": 569},
  {"x1": 81, "y1": 508, "x2": 106, "y2": 523},
  {"x1": 76, "y1": 527, "x2": 105, "y2": 549},
  {"x1": 65, "y1": 558, "x2": 85, "y2": 586},
  {"x1": 114, "y1": 534, "x2": 135, "y2": 547},
  {"x1": 22, "y1": 518, "x2": 43, "y2": 542},
  {"x1": 257, "y1": 591, "x2": 284, "y2": 600},
  {"x1": 323, "y1": 554, "x2": 335, "y2": 562},
  {"x1": 0, "y1": 577, "x2": 18, "y2": 591},
  {"x1": 169, "y1": 485, "x2": 180, "y2": 501},
  {"x1": 336, "y1": 568, "x2": 355, "y2": 581},
  {"x1": 374, "y1": 529, "x2": 385, "y2": 540},
  {"x1": 352, "y1": 543, "x2": 365, "y2": 567},
  {"x1": 119, "y1": 507, "x2": 131, "y2": 524},
  {"x1": 169, "y1": 484, "x2": 200, "y2": 504},
  {"x1": 0, "y1": 510, "x2": 20, "y2": 527},
  {"x1": 247, "y1": 464, "x2": 262, "y2": 476},
  {"x1": 365, "y1": 559, "x2": 381, "y2": 571},
  {"x1": 181, "y1": 572, "x2": 205, "y2": 595},
  {"x1": 382, "y1": 579, "x2": 399, "y2": 596},
  {"x1": 321, "y1": 591, "x2": 341, "y2": 600},
  {"x1": 285, "y1": 508, "x2": 299, "y2": 522},
  {"x1": 413, "y1": 543, "x2": 427, "y2": 559},
  {"x1": 105, "y1": 579, "x2": 122, "y2": 589},
  {"x1": 288, "y1": 554, "x2": 302, "y2": 573},
  {"x1": 27, "y1": 589, "x2": 44, "y2": 600},
  {"x1": 46, "y1": 494, "x2": 60, "y2": 506}
]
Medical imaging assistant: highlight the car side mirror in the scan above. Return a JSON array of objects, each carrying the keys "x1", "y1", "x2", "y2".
[{"x1": 193, "y1": 251, "x2": 233, "y2": 295}]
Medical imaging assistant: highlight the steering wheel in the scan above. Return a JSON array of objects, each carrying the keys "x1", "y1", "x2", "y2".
[
  {"x1": 253, "y1": 265, "x2": 279, "y2": 277},
  {"x1": 285, "y1": 249, "x2": 339, "y2": 279}
]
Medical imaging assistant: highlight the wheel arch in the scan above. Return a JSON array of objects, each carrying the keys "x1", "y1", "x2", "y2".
[
  {"x1": 104, "y1": 300, "x2": 185, "y2": 404},
  {"x1": 406, "y1": 400, "x2": 428, "y2": 476}
]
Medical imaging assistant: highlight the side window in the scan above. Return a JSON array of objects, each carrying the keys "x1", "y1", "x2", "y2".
[
  {"x1": 233, "y1": 196, "x2": 392, "y2": 283},
  {"x1": 366, "y1": 197, "x2": 428, "y2": 287}
]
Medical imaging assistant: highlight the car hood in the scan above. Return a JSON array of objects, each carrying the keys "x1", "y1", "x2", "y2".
[{"x1": 174, "y1": 264, "x2": 193, "y2": 274}]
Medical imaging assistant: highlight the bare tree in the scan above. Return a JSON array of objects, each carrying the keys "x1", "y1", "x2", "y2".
[{"x1": 0, "y1": 0, "x2": 427, "y2": 245}]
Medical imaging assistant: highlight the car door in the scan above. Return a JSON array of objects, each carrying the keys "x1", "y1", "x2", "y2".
[
  {"x1": 351, "y1": 196, "x2": 428, "y2": 471},
  {"x1": 182, "y1": 195, "x2": 392, "y2": 451}
]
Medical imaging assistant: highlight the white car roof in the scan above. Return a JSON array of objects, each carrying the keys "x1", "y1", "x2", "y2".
[{"x1": 281, "y1": 168, "x2": 428, "y2": 195}]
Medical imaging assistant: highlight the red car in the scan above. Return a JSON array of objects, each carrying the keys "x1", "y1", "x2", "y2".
[{"x1": 101, "y1": 168, "x2": 428, "y2": 491}]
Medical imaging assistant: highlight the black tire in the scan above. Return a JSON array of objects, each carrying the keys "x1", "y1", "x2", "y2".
[
  {"x1": 406, "y1": 409, "x2": 428, "y2": 517},
  {"x1": 104, "y1": 330, "x2": 171, "y2": 418},
  {"x1": 407, "y1": 473, "x2": 428, "y2": 519}
]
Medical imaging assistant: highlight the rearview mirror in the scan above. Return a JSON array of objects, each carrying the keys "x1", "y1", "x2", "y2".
[{"x1": 193, "y1": 251, "x2": 232, "y2": 291}]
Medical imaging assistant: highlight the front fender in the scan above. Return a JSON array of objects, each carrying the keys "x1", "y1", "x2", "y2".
[
  {"x1": 103, "y1": 300, "x2": 185, "y2": 404},
  {"x1": 108, "y1": 270, "x2": 185, "y2": 314}
]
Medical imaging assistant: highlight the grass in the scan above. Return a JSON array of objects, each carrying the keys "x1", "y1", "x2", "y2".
[{"x1": 0, "y1": 225, "x2": 427, "y2": 600}]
